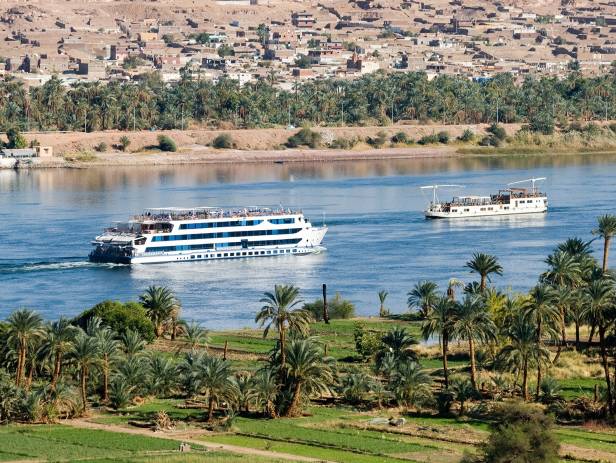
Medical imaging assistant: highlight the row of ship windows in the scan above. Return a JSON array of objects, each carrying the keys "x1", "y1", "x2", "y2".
[
  {"x1": 145, "y1": 238, "x2": 302, "y2": 253},
  {"x1": 151, "y1": 228, "x2": 302, "y2": 242},
  {"x1": 189, "y1": 248, "x2": 299, "y2": 259},
  {"x1": 179, "y1": 218, "x2": 295, "y2": 229}
]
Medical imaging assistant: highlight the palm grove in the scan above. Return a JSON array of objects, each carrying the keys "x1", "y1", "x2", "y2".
[
  {"x1": 2, "y1": 71, "x2": 616, "y2": 133},
  {"x1": 1, "y1": 215, "x2": 616, "y2": 432}
]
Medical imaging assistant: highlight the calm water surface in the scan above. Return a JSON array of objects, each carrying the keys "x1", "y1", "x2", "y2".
[{"x1": 1, "y1": 154, "x2": 616, "y2": 328}]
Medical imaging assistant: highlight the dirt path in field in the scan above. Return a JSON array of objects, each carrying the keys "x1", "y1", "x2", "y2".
[{"x1": 62, "y1": 417, "x2": 332, "y2": 462}]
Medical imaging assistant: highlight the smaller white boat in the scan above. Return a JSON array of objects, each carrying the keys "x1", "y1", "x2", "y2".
[{"x1": 422, "y1": 178, "x2": 548, "y2": 219}]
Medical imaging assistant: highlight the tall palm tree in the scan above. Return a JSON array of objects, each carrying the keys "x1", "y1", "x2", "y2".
[
  {"x1": 582, "y1": 277, "x2": 614, "y2": 415},
  {"x1": 40, "y1": 318, "x2": 79, "y2": 389},
  {"x1": 542, "y1": 250, "x2": 581, "y2": 360},
  {"x1": 255, "y1": 284, "x2": 312, "y2": 371},
  {"x1": 284, "y1": 339, "x2": 335, "y2": 417},
  {"x1": 421, "y1": 295, "x2": 455, "y2": 388},
  {"x1": 498, "y1": 312, "x2": 549, "y2": 401},
  {"x1": 523, "y1": 285, "x2": 559, "y2": 398},
  {"x1": 378, "y1": 290, "x2": 389, "y2": 317},
  {"x1": 140, "y1": 286, "x2": 178, "y2": 338},
  {"x1": 593, "y1": 214, "x2": 616, "y2": 273},
  {"x1": 465, "y1": 252, "x2": 503, "y2": 292},
  {"x1": 6, "y1": 309, "x2": 44, "y2": 387},
  {"x1": 95, "y1": 328, "x2": 120, "y2": 402},
  {"x1": 452, "y1": 295, "x2": 496, "y2": 390},
  {"x1": 70, "y1": 333, "x2": 101, "y2": 413},
  {"x1": 407, "y1": 281, "x2": 439, "y2": 318},
  {"x1": 198, "y1": 356, "x2": 235, "y2": 421}
]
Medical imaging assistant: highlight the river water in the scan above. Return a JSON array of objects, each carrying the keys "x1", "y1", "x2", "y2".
[{"x1": 1, "y1": 154, "x2": 615, "y2": 328}]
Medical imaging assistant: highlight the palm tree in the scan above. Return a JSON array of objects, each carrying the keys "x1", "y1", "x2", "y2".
[
  {"x1": 593, "y1": 214, "x2": 616, "y2": 273},
  {"x1": 70, "y1": 333, "x2": 100, "y2": 413},
  {"x1": 421, "y1": 295, "x2": 455, "y2": 388},
  {"x1": 148, "y1": 353, "x2": 179, "y2": 397},
  {"x1": 6, "y1": 309, "x2": 44, "y2": 387},
  {"x1": 121, "y1": 330, "x2": 146, "y2": 358},
  {"x1": 198, "y1": 356, "x2": 235, "y2": 421},
  {"x1": 378, "y1": 290, "x2": 389, "y2": 317},
  {"x1": 252, "y1": 368, "x2": 279, "y2": 418},
  {"x1": 452, "y1": 295, "x2": 496, "y2": 390},
  {"x1": 446, "y1": 278, "x2": 463, "y2": 302},
  {"x1": 581, "y1": 278, "x2": 614, "y2": 415},
  {"x1": 407, "y1": 281, "x2": 439, "y2": 318},
  {"x1": 140, "y1": 286, "x2": 178, "y2": 338},
  {"x1": 542, "y1": 251, "x2": 581, "y2": 360},
  {"x1": 94, "y1": 328, "x2": 120, "y2": 403},
  {"x1": 233, "y1": 373, "x2": 256, "y2": 413},
  {"x1": 498, "y1": 312, "x2": 548, "y2": 401},
  {"x1": 284, "y1": 339, "x2": 334, "y2": 417},
  {"x1": 523, "y1": 285, "x2": 559, "y2": 398},
  {"x1": 450, "y1": 376, "x2": 478, "y2": 416},
  {"x1": 466, "y1": 252, "x2": 503, "y2": 292},
  {"x1": 40, "y1": 318, "x2": 78, "y2": 389},
  {"x1": 183, "y1": 321, "x2": 209, "y2": 352},
  {"x1": 377, "y1": 326, "x2": 418, "y2": 370},
  {"x1": 391, "y1": 361, "x2": 432, "y2": 412},
  {"x1": 255, "y1": 284, "x2": 312, "y2": 371}
]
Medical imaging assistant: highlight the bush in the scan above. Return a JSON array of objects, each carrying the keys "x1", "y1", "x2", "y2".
[
  {"x1": 94, "y1": 142, "x2": 108, "y2": 152},
  {"x1": 303, "y1": 292, "x2": 356, "y2": 321},
  {"x1": 468, "y1": 402, "x2": 560, "y2": 463},
  {"x1": 527, "y1": 111, "x2": 555, "y2": 135},
  {"x1": 437, "y1": 131, "x2": 450, "y2": 144},
  {"x1": 366, "y1": 131, "x2": 388, "y2": 148},
  {"x1": 417, "y1": 133, "x2": 440, "y2": 145},
  {"x1": 119, "y1": 136, "x2": 131, "y2": 152},
  {"x1": 73, "y1": 300, "x2": 155, "y2": 342},
  {"x1": 212, "y1": 133, "x2": 234, "y2": 149},
  {"x1": 458, "y1": 129, "x2": 475, "y2": 142},
  {"x1": 353, "y1": 323, "x2": 382, "y2": 360},
  {"x1": 329, "y1": 137, "x2": 358, "y2": 149},
  {"x1": 479, "y1": 135, "x2": 501, "y2": 147},
  {"x1": 286, "y1": 127, "x2": 321, "y2": 148},
  {"x1": 391, "y1": 131, "x2": 412, "y2": 144},
  {"x1": 6, "y1": 127, "x2": 27, "y2": 149},
  {"x1": 158, "y1": 134, "x2": 177, "y2": 152},
  {"x1": 487, "y1": 123, "x2": 507, "y2": 141}
]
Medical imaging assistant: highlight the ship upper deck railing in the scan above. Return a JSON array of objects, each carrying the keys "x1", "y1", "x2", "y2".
[{"x1": 131, "y1": 207, "x2": 301, "y2": 222}]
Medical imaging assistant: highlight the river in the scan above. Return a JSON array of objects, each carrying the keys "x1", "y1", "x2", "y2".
[{"x1": 1, "y1": 154, "x2": 615, "y2": 328}]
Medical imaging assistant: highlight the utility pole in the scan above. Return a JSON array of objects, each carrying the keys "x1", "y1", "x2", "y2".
[{"x1": 133, "y1": 106, "x2": 136, "y2": 131}]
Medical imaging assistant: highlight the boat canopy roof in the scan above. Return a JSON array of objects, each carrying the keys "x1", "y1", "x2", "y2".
[{"x1": 136, "y1": 206, "x2": 300, "y2": 221}]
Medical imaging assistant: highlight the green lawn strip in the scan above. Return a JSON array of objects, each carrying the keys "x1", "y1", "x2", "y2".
[
  {"x1": 401, "y1": 415, "x2": 490, "y2": 433},
  {"x1": 558, "y1": 378, "x2": 603, "y2": 400},
  {"x1": 209, "y1": 333, "x2": 274, "y2": 354},
  {"x1": 203, "y1": 434, "x2": 417, "y2": 463},
  {"x1": 85, "y1": 450, "x2": 287, "y2": 463},
  {"x1": 233, "y1": 417, "x2": 430, "y2": 455},
  {"x1": 555, "y1": 428, "x2": 616, "y2": 454}
]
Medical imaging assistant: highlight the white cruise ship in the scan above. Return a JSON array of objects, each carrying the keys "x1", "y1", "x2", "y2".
[
  {"x1": 89, "y1": 207, "x2": 327, "y2": 264},
  {"x1": 422, "y1": 178, "x2": 548, "y2": 219}
]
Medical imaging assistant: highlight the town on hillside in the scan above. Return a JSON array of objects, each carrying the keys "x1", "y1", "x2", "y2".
[{"x1": 1, "y1": 0, "x2": 615, "y2": 89}]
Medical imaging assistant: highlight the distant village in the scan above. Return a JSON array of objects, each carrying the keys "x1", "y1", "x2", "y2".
[{"x1": 1, "y1": 0, "x2": 616, "y2": 89}]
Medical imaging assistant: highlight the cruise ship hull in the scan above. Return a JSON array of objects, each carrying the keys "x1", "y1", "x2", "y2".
[{"x1": 425, "y1": 207, "x2": 547, "y2": 219}]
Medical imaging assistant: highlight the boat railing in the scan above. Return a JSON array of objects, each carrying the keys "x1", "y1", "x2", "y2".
[{"x1": 131, "y1": 207, "x2": 301, "y2": 223}]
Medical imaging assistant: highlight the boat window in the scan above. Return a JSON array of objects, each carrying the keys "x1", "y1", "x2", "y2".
[
  {"x1": 260, "y1": 251, "x2": 265, "y2": 255},
  {"x1": 464, "y1": 208, "x2": 469, "y2": 212},
  {"x1": 223, "y1": 253, "x2": 228, "y2": 257}
]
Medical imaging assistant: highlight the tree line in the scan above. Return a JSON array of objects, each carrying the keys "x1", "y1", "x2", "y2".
[{"x1": 2, "y1": 71, "x2": 616, "y2": 133}]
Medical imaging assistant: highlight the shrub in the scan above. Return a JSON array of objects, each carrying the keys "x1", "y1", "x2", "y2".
[
  {"x1": 303, "y1": 292, "x2": 356, "y2": 321},
  {"x1": 391, "y1": 131, "x2": 411, "y2": 144},
  {"x1": 94, "y1": 142, "x2": 108, "y2": 152},
  {"x1": 367, "y1": 131, "x2": 388, "y2": 148},
  {"x1": 353, "y1": 323, "x2": 382, "y2": 360},
  {"x1": 158, "y1": 134, "x2": 177, "y2": 152},
  {"x1": 527, "y1": 111, "x2": 555, "y2": 135},
  {"x1": 119, "y1": 136, "x2": 131, "y2": 152},
  {"x1": 286, "y1": 127, "x2": 321, "y2": 148},
  {"x1": 458, "y1": 129, "x2": 475, "y2": 142},
  {"x1": 417, "y1": 133, "x2": 439, "y2": 145},
  {"x1": 487, "y1": 123, "x2": 507, "y2": 141},
  {"x1": 73, "y1": 300, "x2": 155, "y2": 342},
  {"x1": 329, "y1": 137, "x2": 358, "y2": 149},
  {"x1": 437, "y1": 131, "x2": 450, "y2": 144},
  {"x1": 29, "y1": 139, "x2": 40, "y2": 148},
  {"x1": 212, "y1": 133, "x2": 234, "y2": 149},
  {"x1": 6, "y1": 127, "x2": 27, "y2": 149},
  {"x1": 479, "y1": 135, "x2": 501, "y2": 147},
  {"x1": 467, "y1": 402, "x2": 560, "y2": 463}
]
